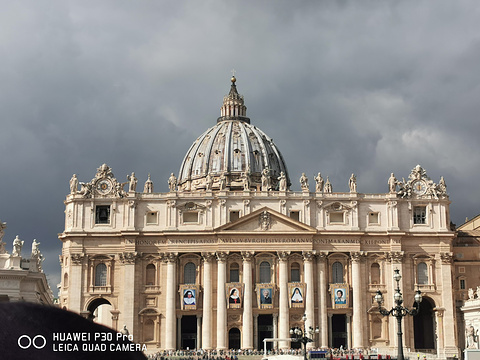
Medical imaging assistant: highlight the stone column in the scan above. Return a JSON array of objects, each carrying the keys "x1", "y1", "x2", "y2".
[
  {"x1": 303, "y1": 251, "x2": 316, "y2": 349},
  {"x1": 69, "y1": 253, "x2": 85, "y2": 312},
  {"x1": 317, "y1": 252, "x2": 328, "y2": 348},
  {"x1": 202, "y1": 252, "x2": 214, "y2": 350},
  {"x1": 253, "y1": 314, "x2": 259, "y2": 350},
  {"x1": 346, "y1": 314, "x2": 352, "y2": 349},
  {"x1": 216, "y1": 252, "x2": 228, "y2": 350},
  {"x1": 165, "y1": 253, "x2": 177, "y2": 350},
  {"x1": 120, "y1": 252, "x2": 138, "y2": 338},
  {"x1": 351, "y1": 251, "x2": 365, "y2": 349},
  {"x1": 328, "y1": 314, "x2": 333, "y2": 347},
  {"x1": 177, "y1": 315, "x2": 182, "y2": 349},
  {"x1": 278, "y1": 251, "x2": 290, "y2": 349},
  {"x1": 273, "y1": 313, "x2": 278, "y2": 349},
  {"x1": 242, "y1": 251, "x2": 254, "y2": 349},
  {"x1": 388, "y1": 251, "x2": 404, "y2": 351},
  {"x1": 197, "y1": 315, "x2": 202, "y2": 349},
  {"x1": 439, "y1": 252, "x2": 457, "y2": 356}
]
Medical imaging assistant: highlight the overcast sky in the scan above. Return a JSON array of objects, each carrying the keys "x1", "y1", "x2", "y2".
[{"x1": 1, "y1": 0, "x2": 480, "y2": 294}]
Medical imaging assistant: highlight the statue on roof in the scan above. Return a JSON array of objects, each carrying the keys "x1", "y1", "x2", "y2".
[
  {"x1": 300, "y1": 173, "x2": 309, "y2": 192},
  {"x1": 69, "y1": 174, "x2": 78, "y2": 194},
  {"x1": 168, "y1": 173, "x2": 177, "y2": 192},
  {"x1": 12, "y1": 235, "x2": 23, "y2": 257},
  {"x1": 261, "y1": 167, "x2": 271, "y2": 191},
  {"x1": 388, "y1": 173, "x2": 397, "y2": 193},
  {"x1": 314, "y1": 173, "x2": 324, "y2": 193},
  {"x1": 127, "y1": 172, "x2": 137, "y2": 192},
  {"x1": 349, "y1": 173, "x2": 357, "y2": 193},
  {"x1": 278, "y1": 172, "x2": 287, "y2": 191}
]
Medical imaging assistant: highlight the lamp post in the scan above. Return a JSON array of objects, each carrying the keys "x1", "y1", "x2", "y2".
[
  {"x1": 375, "y1": 269, "x2": 423, "y2": 360},
  {"x1": 290, "y1": 313, "x2": 320, "y2": 360}
]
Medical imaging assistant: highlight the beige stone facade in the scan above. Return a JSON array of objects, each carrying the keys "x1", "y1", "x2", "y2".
[{"x1": 59, "y1": 78, "x2": 459, "y2": 358}]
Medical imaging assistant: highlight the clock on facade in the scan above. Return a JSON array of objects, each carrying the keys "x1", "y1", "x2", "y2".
[
  {"x1": 96, "y1": 179, "x2": 113, "y2": 195},
  {"x1": 412, "y1": 179, "x2": 427, "y2": 195}
]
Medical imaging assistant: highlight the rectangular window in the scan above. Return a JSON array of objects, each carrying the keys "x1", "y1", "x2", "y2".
[
  {"x1": 230, "y1": 269, "x2": 239, "y2": 282},
  {"x1": 368, "y1": 212, "x2": 379, "y2": 225},
  {"x1": 183, "y1": 212, "x2": 199, "y2": 223},
  {"x1": 291, "y1": 269, "x2": 300, "y2": 282},
  {"x1": 330, "y1": 212, "x2": 344, "y2": 224},
  {"x1": 413, "y1": 206, "x2": 426, "y2": 224},
  {"x1": 95, "y1": 205, "x2": 110, "y2": 224},
  {"x1": 146, "y1": 211, "x2": 158, "y2": 225},
  {"x1": 289, "y1": 211, "x2": 300, "y2": 221},
  {"x1": 460, "y1": 279, "x2": 466, "y2": 290},
  {"x1": 230, "y1": 211, "x2": 240, "y2": 222}
]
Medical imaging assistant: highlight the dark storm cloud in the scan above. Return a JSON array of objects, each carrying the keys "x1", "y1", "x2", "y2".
[{"x1": 1, "y1": 0, "x2": 479, "y2": 292}]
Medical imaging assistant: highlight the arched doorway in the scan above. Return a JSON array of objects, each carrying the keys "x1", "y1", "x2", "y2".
[
  {"x1": 414, "y1": 298, "x2": 435, "y2": 350},
  {"x1": 87, "y1": 298, "x2": 113, "y2": 328},
  {"x1": 229, "y1": 328, "x2": 241, "y2": 349}
]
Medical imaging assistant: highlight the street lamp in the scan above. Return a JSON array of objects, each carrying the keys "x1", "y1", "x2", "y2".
[
  {"x1": 375, "y1": 269, "x2": 423, "y2": 360},
  {"x1": 290, "y1": 313, "x2": 320, "y2": 360}
]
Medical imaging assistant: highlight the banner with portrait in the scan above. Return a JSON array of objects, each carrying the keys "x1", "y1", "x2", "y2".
[
  {"x1": 179, "y1": 284, "x2": 199, "y2": 310},
  {"x1": 330, "y1": 283, "x2": 349, "y2": 309},
  {"x1": 226, "y1": 283, "x2": 243, "y2": 309},
  {"x1": 288, "y1": 283, "x2": 305, "y2": 308},
  {"x1": 256, "y1": 284, "x2": 275, "y2": 309}
]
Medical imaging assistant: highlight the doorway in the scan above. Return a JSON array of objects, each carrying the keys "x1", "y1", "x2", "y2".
[
  {"x1": 229, "y1": 328, "x2": 241, "y2": 349},
  {"x1": 414, "y1": 298, "x2": 435, "y2": 350},
  {"x1": 258, "y1": 314, "x2": 274, "y2": 350},
  {"x1": 181, "y1": 315, "x2": 197, "y2": 349},
  {"x1": 332, "y1": 314, "x2": 347, "y2": 348}
]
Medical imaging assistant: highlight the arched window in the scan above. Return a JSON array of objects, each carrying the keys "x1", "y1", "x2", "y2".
[
  {"x1": 95, "y1": 263, "x2": 107, "y2": 286},
  {"x1": 184, "y1": 262, "x2": 196, "y2": 284},
  {"x1": 230, "y1": 262, "x2": 240, "y2": 283},
  {"x1": 144, "y1": 319, "x2": 155, "y2": 342},
  {"x1": 260, "y1": 261, "x2": 271, "y2": 283},
  {"x1": 290, "y1": 262, "x2": 300, "y2": 282},
  {"x1": 417, "y1": 262, "x2": 428, "y2": 284},
  {"x1": 370, "y1": 263, "x2": 380, "y2": 285},
  {"x1": 332, "y1": 262, "x2": 343, "y2": 283},
  {"x1": 63, "y1": 273, "x2": 69, "y2": 288},
  {"x1": 146, "y1": 264, "x2": 156, "y2": 286}
]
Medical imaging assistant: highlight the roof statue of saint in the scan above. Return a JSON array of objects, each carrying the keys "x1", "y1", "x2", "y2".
[{"x1": 178, "y1": 75, "x2": 290, "y2": 192}]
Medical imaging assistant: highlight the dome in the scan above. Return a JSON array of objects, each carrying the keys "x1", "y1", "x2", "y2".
[{"x1": 178, "y1": 77, "x2": 290, "y2": 192}]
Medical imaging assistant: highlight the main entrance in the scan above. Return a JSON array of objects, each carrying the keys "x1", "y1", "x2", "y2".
[
  {"x1": 258, "y1": 314, "x2": 274, "y2": 350},
  {"x1": 181, "y1": 315, "x2": 197, "y2": 349},
  {"x1": 332, "y1": 314, "x2": 347, "y2": 348},
  {"x1": 414, "y1": 298, "x2": 435, "y2": 351}
]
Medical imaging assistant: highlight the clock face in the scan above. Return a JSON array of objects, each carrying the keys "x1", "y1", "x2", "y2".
[
  {"x1": 412, "y1": 180, "x2": 427, "y2": 195},
  {"x1": 96, "y1": 179, "x2": 113, "y2": 195}
]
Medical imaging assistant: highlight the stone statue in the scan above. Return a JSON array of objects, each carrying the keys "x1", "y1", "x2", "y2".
[
  {"x1": 324, "y1": 177, "x2": 332, "y2": 193},
  {"x1": 388, "y1": 173, "x2": 397, "y2": 193},
  {"x1": 242, "y1": 171, "x2": 250, "y2": 191},
  {"x1": 31, "y1": 239, "x2": 41, "y2": 257},
  {"x1": 349, "y1": 173, "x2": 357, "y2": 193},
  {"x1": 12, "y1": 235, "x2": 23, "y2": 256},
  {"x1": 79, "y1": 182, "x2": 92, "y2": 198},
  {"x1": 116, "y1": 182, "x2": 126, "y2": 198},
  {"x1": 0, "y1": 241, "x2": 6, "y2": 254},
  {"x1": 120, "y1": 325, "x2": 130, "y2": 336},
  {"x1": 467, "y1": 325, "x2": 478, "y2": 349},
  {"x1": 168, "y1": 173, "x2": 177, "y2": 192},
  {"x1": 127, "y1": 172, "x2": 137, "y2": 192},
  {"x1": 314, "y1": 172, "x2": 324, "y2": 192},
  {"x1": 205, "y1": 174, "x2": 213, "y2": 191},
  {"x1": 219, "y1": 173, "x2": 226, "y2": 190},
  {"x1": 144, "y1": 174, "x2": 153, "y2": 193},
  {"x1": 438, "y1": 176, "x2": 447, "y2": 195},
  {"x1": 469, "y1": 288, "x2": 475, "y2": 300},
  {"x1": 278, "y1": 172, "x2": 287, "y2": 191},
  {"x1": 300, "y1": 173, "x2": 309, "y2": 191},
  {"x1": 261, "y1": 168, "x2": 271, "y2": 191},
  {"x1": 69, "y1": 174, "x2": 78, "y2": 194}
]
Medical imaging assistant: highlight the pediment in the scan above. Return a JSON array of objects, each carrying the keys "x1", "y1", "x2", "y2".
[{"x1": 216, "y1": 207, "x2": 316, "y2": 233}]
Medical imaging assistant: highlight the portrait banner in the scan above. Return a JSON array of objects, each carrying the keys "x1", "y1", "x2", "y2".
[
  {"x1": 256, "y1": 284, "x2": 275, "y2": 309},
  {"x1": 179, "y1": 284, "x2": 199, "y2": 310},
  {"x1": 226, "y1": 283, "x2": 243, "y2": 309},
  {"x1": 330, "y1": 283, "x2": 349, "y2": 309},
  {"x1": 288, "y1": 283, "x2": 305, "y2": 308}
]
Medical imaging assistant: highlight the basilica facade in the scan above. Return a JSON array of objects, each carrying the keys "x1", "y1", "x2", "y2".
[{"x1": 59, "y1": 77, "x2": 458, "y2": 357}]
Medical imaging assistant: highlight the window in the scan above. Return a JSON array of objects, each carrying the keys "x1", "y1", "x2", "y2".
[
  {"x1": 95, "y1": 206, "x2": 110, "y2": 224},
  {"x1": 146, "y1": 264, "x2": 156, "y2": 285},
  {"x1": 230, "y1": 263, "x2": 240, "y2": 282},
  {"x1": 184, "y1": 262, "x2": 196, "y2": 284},
  {"x1": 330, "y1": 212, "x2": 344, "y2": 224},
  {"x1": 230, "y1": 211, "x2": 240, "y2": 222},
  {"x1": 413, "y1": 206, "x2": 426, "y2": 224},
  {"x1": 417, "y1": 262, "x2": 428, "y2": 284},
  {"x1": 95, "y1": 263, "x2": 107, "y2": 286},
  {"x1": 146, "y1": 212, "x2": 158, "y2": 225},
  {"x1": 332, "y1": 261, "x2": 343, "y2": 283},
  {"x1": 289, "y1": 211, "x2": 300, "y2": 221},
  {"x1": 290, "y1": 262, "x2": 300, "y2": 282},
  {"x1": 460, "y1": 279, "x2": 466, "y2": 290},
  {"x1": 368, "y1": 212, "x2": 379, "y2": 225},
  {"x1": 63, "y1": 273, "x2": 69, "y2": 288},
  {"x1": 144, "y1": 319, "x2": 155, "y2": 342},
  {"x1": 260, "y1": 261, "x2": 271, "y2": 283},
  {"x1": 370, "y1": 263, "x2": 380, "y2": 284},
  {"x1": 183, "y1": 212, "x2": 199, "y2": 223}
]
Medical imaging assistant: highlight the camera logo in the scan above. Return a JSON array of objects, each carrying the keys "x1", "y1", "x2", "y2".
[{"x1": 18, "y1": 335, "x2": 47, "y2": 349}]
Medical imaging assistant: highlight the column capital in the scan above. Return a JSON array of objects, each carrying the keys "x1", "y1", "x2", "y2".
[
  {"x1": 277, "y1": 251, "x2": 290, "y2": 261},
  {"x1": 164, "y1": 252, "x2": 178, "y2": 263},
  {"x1": 316, "y1": 251, "x2": 329, "y2": 261},
  {"x1": 216, "y1": 251, "x2": 229, "y2": 262},
  {"x1": 350, "y1": 251, "x2": 366, "y2": 263},
  {"x1": 202, "y1": 252, "x2": 215, "y2": 262},
  {"x1": 385, "y1": 251, "x2": 404, "y2": 263},
  {"x1": 303, "y1": 250, "x2": 316, "y2": 262},
  {"x1": 119, "y1": 252, "x2": 140, "y2": 264},
  {"x1": 440, "y1": 252, "x2": 454, "y2": 264},
  {"x1": 70, "y1": 253, "x2": 85, "y2": 265},
  {"x1": 241, "y1": 251, "x2": 255, "y2": 261}
]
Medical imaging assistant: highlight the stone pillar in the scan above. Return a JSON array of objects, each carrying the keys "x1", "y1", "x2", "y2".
[
  {"x1": 439, "y1": 252, "x2": 457, "y2": 357},
  {"x1": 216, "y1": 252, "x2": 228, "y2": 350},
  {"x1": 197, "y1": 315, "x2": 202, "y2": 349},
  {"x1": 202, "y1": 252, "x2": 214, "y2": 350},
  {"x1": 346, "y1": 314, "x2": 352, "y2": 349},
  {"x1": 253, "y1": 314, "x2": 259, "y2": 350},
  {"x1": 69, "y1": 253, "x2": 85, "y2": 312},
  {"x1": 317, "y1": 252, "x2": 328, "y2": 348},
  {"x1": 388, "y1": 251, "x2": 404, "y2": 351},
  {"x1": 303, "y1": 251, "x2": 316, "y2": 348},
  {"x1": 177, "y1": 315, "x2": 182, "y2": 349},
  {"x1": 278, "y1": 251, "x2": 290, "y2": 349},
  {"x1": 242, "y1": 251, "x2": 254, "y2": 349},
  {"x1": 120, "y1": 252, "x2": 138, "y2": 337},
  {"x1": 273, "y1": 313, "x2": 278, "y2": 349},
  {"x1": 328, "y1": 314, "x2": 333, "y2": 347},
  {"x1": 351, "y1": 252, "x2": 365, "y2": 349},
  {"x1": 165, "y1": 253, "x2": 177, "y2": 350}
]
